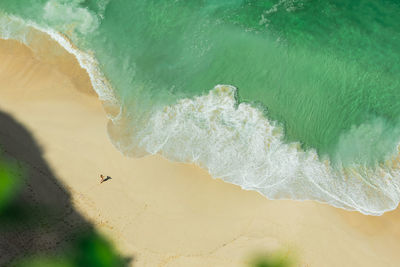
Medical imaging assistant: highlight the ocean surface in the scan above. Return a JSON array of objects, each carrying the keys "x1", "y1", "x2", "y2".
[{"x1": 1, "y1": 0, "x2": 400, "y2": 215}]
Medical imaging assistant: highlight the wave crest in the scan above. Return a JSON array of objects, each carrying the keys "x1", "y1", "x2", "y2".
[{"x1": 135, "y1": 85, "x2": 400, "y2": 215}]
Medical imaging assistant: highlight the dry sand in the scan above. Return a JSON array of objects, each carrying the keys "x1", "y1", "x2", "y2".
[{"x1": 1, "y1": 37, "x2": 400, "y2": 267}]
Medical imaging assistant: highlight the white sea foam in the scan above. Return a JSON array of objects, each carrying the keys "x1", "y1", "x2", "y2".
[
  {"x1": 137, "y1": 85, "x2": 400, "y2": 215},
  {"x1": 259, "y1": 0, "x2": 304, "y2": 28},
  {"x1": 0, "y1": 14, "x2": 30, "y2": 43},
  {"x1": 43, "y1": 0, "x2": 99, "y2": 34}
]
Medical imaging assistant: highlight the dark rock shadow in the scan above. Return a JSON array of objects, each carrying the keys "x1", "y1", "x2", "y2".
[{"x1": 0, "y1": 110, "x2": 130, "y2": 266}]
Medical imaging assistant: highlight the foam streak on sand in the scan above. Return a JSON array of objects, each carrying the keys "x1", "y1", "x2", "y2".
[{"x1": 0, "y1": 14, "x2": 118, "y2": 107}]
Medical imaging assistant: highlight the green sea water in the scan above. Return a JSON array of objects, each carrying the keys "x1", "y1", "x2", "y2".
[{"x1": 1, "y1": 0, "x2": 400, "y2": 214}]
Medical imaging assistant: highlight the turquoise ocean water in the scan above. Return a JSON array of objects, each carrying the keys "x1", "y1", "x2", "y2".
[{"x1": 1, "y1": 0, "x2": 400, "y2": 215}]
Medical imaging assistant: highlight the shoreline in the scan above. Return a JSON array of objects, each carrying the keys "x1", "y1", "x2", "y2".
[
  {"x1": 3, "y1": 15, "x2": 398, "y2": 215},
  {"x1": 1, "y1": 37, "x2": 400, "y2": 266}
]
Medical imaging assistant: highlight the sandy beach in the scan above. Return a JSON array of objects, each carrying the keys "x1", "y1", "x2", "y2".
[{"x1": 1, "y1": 37, "x2": 400, "y2": 266}]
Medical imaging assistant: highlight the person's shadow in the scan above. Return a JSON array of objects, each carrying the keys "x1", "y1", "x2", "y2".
[
  {"x1": 102, "y1": 176, "x2": 112, "y2": 183},
  {"x1": 0, "y1": 110, "x2": 131, "y2": 266}
]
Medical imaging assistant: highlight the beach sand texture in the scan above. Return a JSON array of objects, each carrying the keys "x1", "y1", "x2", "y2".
[{"x1": 1, "y1": 37, "x2": 400, "y2": 266}]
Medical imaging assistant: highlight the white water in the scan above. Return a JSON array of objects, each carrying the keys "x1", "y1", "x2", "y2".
[{"x1": 136, "y1": 85, "x2": 400, "y2": 215}]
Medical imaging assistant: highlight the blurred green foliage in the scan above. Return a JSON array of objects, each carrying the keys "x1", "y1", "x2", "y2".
[
  {"x1": 17, "y1": 258, "x2": 73, "y2": 267},
  {"x1": 0, "y1": 156, "x2": 23, "y2": 213},
  {"x1": 72, "y1": 232, "x2": 127, "y2": 267},
  {"x1": 249, "y1": 251, "x2": 293, "y2": 267},
  {"x1": 16, "y1": 232, "x2": 127, "y2": 267}
]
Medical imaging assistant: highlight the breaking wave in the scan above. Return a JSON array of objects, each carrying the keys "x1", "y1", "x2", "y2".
[{"x1": 134, "y1": 85, "x2": 400, "y2": 215}]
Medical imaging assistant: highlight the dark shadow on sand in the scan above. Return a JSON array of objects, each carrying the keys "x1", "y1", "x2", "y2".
[
  {"x1": 0, "y1": 110, "x2": 131, "y2": 266},
  {"x1": 102, "y1": 176, "x2": 112, "y2": 183}
]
